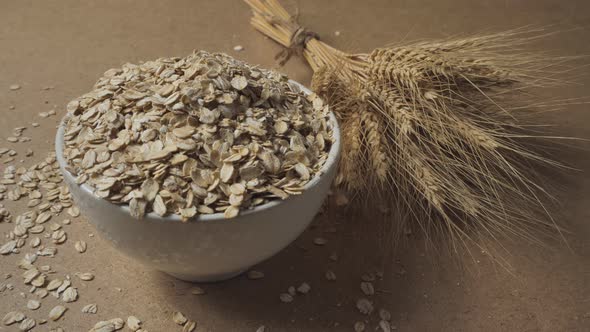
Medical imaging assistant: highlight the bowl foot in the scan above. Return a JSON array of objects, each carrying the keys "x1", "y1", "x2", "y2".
[{"x1": 166, "y1": 269, "x2": 247, "y2": 283}]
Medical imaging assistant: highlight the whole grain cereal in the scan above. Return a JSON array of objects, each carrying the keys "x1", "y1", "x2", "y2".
[{"x1": 62, "y1": 51, "x2": 333, "y2": 220}]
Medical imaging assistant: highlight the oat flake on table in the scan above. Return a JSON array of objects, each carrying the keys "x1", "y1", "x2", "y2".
[
  {"x1": 49, "y1": 305, "x2": 67, "y2": 321},
  {"x1": 172, "y1": 311, "x2": 188, "y2": 325}
]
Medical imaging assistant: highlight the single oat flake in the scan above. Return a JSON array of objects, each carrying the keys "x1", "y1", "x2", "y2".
[
  {"x1": 18, "y1": 317, "x2": 36, "y2": 331},
  {"x1": 172, "y1": 311, "x2": 188, "y2": 325},
  {"x1": 379, "y1": 308, "x2": 392, "y2": 321},
  {"x1": 313, "y1": 237, "x2": 327, "y2": 246},
  {"x1": 127, "y1": 316, "x2": 142, "y2": 331},
  {"x1": 297, "y1": 282, "x2": 311, "y2": 294},
  {"x1": 356, "y1": 298, "x2": 374, "y2": 315},
  {"x1": 82, "y1": 303, "x2": 98, "y2": 314},
  {"x1": 76, "y1": 272, "x2": 95, "y2": 281},
  {"x1": 354, "y1": 321, "x2": 366, "y2": 332},
  {"x1": 75, "y1": 240, "x2": 87, "y2": 253},
  {"x1": 247, "y1": 270, "x2": 264, "y2": 280},
  {"x1": 90, "y1": 320, "x2": 117, "y2": 332},
  {"x1": 279, "y1": 293, "x2": 293, "y2": 303},
  {"x1": 325, "y1": 270, "x2": 336, "y2": 281},
  {"x1": 27, "y1": 299, "x2": 41, "y2": 310},
  {"x1": 61, "y1": 287, "x2": 78, "y2": 302},
  {"x1": 189, "y1": 286, "x2": 206, "y2": 295},
  {"x1": 183, "y1": 321, "x2": 197, "y2": 332},
  {"x1": 49, "y1": 305, "x2": 67, "y2": 321},
  {"x1": 360, "y1": 281, "x2": 375, "y2": 296}
]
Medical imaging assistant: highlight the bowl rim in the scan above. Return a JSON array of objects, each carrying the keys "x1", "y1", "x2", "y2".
[{"x1": 55, "y1": 80, "x2": 341, "y2": 223}]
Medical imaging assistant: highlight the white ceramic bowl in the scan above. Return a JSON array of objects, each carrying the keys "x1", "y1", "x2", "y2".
[{"x1": 55, "y1": 82, "x2": 340, "y2": 282}]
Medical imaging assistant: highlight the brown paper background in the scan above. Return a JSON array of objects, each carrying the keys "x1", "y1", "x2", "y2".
[{"x1": 1, "y1": 1, "x2": 589, "y2": 331}]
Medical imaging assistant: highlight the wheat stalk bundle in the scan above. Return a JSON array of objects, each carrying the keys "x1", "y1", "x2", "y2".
[{"x1": 244, "y1": 0, "x2": 576, "y2": 250}]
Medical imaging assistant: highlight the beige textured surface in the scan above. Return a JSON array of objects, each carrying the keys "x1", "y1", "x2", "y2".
[{"x1": 1, "y1": 1, "x2": 589, "y2": 331}]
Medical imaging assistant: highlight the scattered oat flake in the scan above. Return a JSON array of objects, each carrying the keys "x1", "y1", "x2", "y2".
[
  {"x1": 354, "y1": 321, "x2": 366, "y2": 332},
  {"x1": 313, "y1": 237, "x2": 327, "y2": 246},
  {"x1": 233, "y1": 45, "x2": 244, "y2": 52},
  {"x1": 297, "y1": 282, "x2": 311, "y2": 294},
  {"x1": 67, "y1": 206, "x2": 80, "y2": 217},
  {"x1": 110, "y1": 318, "x2": 125, "y2": 330},
  {"x1": 82, "y1": 303, "x2": 98, "y2": 314},
  {"x1": 75, "y1": 240, "x2": 87, "y2": 253},
  {"x1": 29, "y1": 225, "x2": 44, "y2": 234},
  {"x1": 76, "y1": 272, "x2": 95, "y2": 281},
  {"x1": 172, "y1": 311, "x2": 188, "y2": 325},
  {"x1": 279, "y1": 293, "x2": 293, "y2": 303},
  {"x1": 379, "y1": 309, "x2": 392, "y2": 321},
  {"x1": 190, "y1": 286, "x2": 206, "y2": 295},
  {"x1": 247, "y1": 270, "x2": 264, "y2": 280},
  {"x1": 49, "y1": 305, "x2": 67, "y2": 321},
  {"x1": 356, "y1": 298, "x2": 374, "y2": 315},
  {"x1": 46, "y1": 279, "x2": 63, "y2": 291},
  {"x1": 379, "y1": 320, "x2": 392, "y2": 332},
  {"x1": 361, "y1": 273, "x2": 375, "y2": 282},
  {"x1": 127, "y1": 316, "x2": 141, "y2": 331},
  {"x1": 255, "y1": 326, "x2": 266, "y2": 332},
  {"x1": 325, "y1": 270, "x2": 336, "y2": 281},
  {"x1": 18, "y1": 317, "x2": 36, "y2": 331},
  {"x1": 0, "y1": 240, "x2": 17, "y2": 255},
  {"x1": 23, "y1": 268, "x2": 40, "y2": 284},
  {"x1": 27, "y1": 299, "x2": 41, "y2": 310},
  {"x1": 35, "y1": 211, "x2": 52, "y2": 224},
  {"x1": 62, "y1": 287, "x2": 78, "y2": 302},
  {"x1": 35, "y1": 288, "x2": 48, "y2": 298},
  {"x1": 56, "y1": 280, "x2": 71, "y2": 294},
  {"x1": 90, "y1": 320, "x2": 116, "y2": 332},
  {"x1": 9, "y1": 84, "x2": 21, "y2": 91},
  {"x1": 37, "y1": 247, "x2": 57, "y2": 257},
  {"x1": 183, "y1": 320, "x2": 196, "y2": 332},
  {"x1": 360, "y1": 281, "x2": 375, "y2": 296}
]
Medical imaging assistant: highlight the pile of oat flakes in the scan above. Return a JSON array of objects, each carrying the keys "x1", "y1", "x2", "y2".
[{"x1": 62, "y1": 51, "x2": 333, "y2": 220}]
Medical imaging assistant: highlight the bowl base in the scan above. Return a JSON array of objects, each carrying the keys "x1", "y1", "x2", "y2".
[{"x1": 166, "y1": 269, "x2": 247, "y2": 283}]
